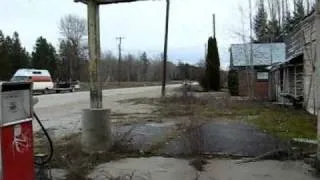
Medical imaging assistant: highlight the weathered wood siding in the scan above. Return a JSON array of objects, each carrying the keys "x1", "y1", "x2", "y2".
[{"x1": 285, "y1": 13, "x2": 317, "y2": 114}]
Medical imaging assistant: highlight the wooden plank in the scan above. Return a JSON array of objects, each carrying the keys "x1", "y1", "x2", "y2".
[{"x1": 295, "y1": 66, "x2": 297, "y2": 96}]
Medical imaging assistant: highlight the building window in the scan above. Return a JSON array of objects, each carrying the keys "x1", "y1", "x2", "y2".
[{"x1": 257, "y1": 72, "x2": 268, "y2": 80}]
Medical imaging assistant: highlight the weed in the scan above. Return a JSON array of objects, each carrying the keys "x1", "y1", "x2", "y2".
[
  {"x1": 34, "y1": 126, "x2": 146, "y2": 179},
  {"x1": 189, "y1": 158, "x2": 208, "y2": 171}
]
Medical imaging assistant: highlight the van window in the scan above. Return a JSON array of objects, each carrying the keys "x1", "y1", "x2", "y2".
[
  {"x1": 32, "y1": 71, "x2": 42, "y2": 74},
  {"x1": 10, "y1": 76, "x2": 30, "y2": 82}
]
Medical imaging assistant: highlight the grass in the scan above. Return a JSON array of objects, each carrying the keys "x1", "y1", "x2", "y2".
[
  {"x1": 251, "y1": 107, "x2": 316, "y2": 139},
  {"x1": 124, "y1": 95, "x2": 317, "y2": 140}
]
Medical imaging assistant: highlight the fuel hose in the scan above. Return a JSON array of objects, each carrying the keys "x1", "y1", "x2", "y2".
[{"x1": 33, "y1": 111, "x2": 54, "y2": 166}]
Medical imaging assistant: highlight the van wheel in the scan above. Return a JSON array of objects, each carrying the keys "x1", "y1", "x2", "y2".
[{"x1": 43, "y1": 89, "x2": 49, "y2": 94}]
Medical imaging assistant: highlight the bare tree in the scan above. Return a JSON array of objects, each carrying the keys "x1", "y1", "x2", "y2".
[
  {"x1": 59, "y1": 14, "x2": 87, "y2": 81},
  {"x1": 59, "y1": 14, "x2": 87, "y2": 46}
]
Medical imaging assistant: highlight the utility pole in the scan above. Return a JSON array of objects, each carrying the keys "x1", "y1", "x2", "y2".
[
  {"x1": 204, "y1": 43, "x2": 207, "y2": 60},
  {"x1": 315, "y1": 0, "x2": 320, "y2": 171},
  {"x1": 213, "y1": 14, "x2": 216, "y2": 38},
  {"x1": 116, "y1": 36, "x2": 125, "y2": 85},
  {"x1": 249, "y1": 0, "x2": 254, "y2": 99},
  {"x1": 161, "y1": 0, "x2": 170, "y2": 97}
]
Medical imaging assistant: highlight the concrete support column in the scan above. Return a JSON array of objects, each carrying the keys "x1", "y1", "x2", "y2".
[
  {"x1": 82, "y1": 109, "x2": 111, "y2": 153},
  {"x1": 315, "y1": 0, "x2": 320, "y2": 171}
]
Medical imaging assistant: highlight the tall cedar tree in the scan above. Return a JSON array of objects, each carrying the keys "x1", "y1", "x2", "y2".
[
  {"x1": 205, "y1": 37, "x2": 220, "y2": 91},
  {"x1": 254, "y1": 0, "x2": 269, "y2": 42},
  {"x1": 32, "y1": 37, "x2": 59, "y2": 79}
]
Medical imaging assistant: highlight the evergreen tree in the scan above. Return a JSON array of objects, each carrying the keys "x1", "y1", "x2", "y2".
[
  {"x1": 293, "y1": 0, "x2": 305, "y2": 24},
  {"x1": 9, "y1": 32, "x2": 30, "y2": 75},
  {"x1": 0, "y1": 31, "x2": 11, "y2": 80},
  {"x1": 267, "y1": 18, "x2": 282, "y2": 42},
  {"x1": 32, "y1": 37, "x2": 59, "y2": 78},
  {"x1": 283, "y1": 11, "x2": 294, "y2": 35},
  {"x1": 254, "y1": 0, "x2": 269, "y2": 42},
  {"x1": 228, "y1": 69, "x2": 239, "y2": 96},
  {"x1": 204, "y1": 37, "x2": 220, "y2": 91}
]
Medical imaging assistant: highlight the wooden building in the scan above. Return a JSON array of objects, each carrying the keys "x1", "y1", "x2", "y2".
[
  {"x1": 269, "y1": 12, "x2": 317, "y2": 114},
  {"x1": 230, "y1": 43, "x2": 286, "y2": 99}
]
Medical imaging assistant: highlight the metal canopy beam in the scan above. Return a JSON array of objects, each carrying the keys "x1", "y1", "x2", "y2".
[{"x1": 74, "y1": 0, "x2": 146, "y2": 4}]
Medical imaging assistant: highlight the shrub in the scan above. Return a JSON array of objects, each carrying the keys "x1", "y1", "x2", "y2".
[{"x1": 228, "y1": 69, "x2": 239, "y2": 96}]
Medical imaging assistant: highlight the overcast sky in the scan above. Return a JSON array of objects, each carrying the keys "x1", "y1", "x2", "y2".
[{"x1": 0, "y1": 0, "x2": 251, "y2": 68}]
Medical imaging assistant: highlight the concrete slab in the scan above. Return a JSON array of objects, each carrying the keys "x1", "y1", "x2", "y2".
[
  {"x1": 87, "y1": 157, "x2": 317, "y2": 180},
  {"x1": 203, "y1": 160, "x2": 317, "y2": 180},
  {"x1": 87, "y1": 157, "x2": 199, "y2": 180}
]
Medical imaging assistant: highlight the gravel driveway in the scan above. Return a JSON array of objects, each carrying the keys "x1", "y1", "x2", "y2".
[{"x1": 33, "y1": 84, "x2": 180, "y2": 138}]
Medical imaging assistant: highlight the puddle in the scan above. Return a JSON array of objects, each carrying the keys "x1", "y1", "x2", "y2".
[{"x1": 162, "y1": 122, "x2": 286, "y2": 157}]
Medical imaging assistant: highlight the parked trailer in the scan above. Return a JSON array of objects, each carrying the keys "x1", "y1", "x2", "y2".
[{"x1": 54, "y1": 81, "x2": 80, "y2": 93}]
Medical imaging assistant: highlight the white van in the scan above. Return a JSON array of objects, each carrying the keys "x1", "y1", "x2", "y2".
[{"x1": 11, "y1": 69, "x2": 54, "y2": 93}]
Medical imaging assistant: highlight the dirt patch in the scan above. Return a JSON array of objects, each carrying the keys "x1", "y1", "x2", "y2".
[
  {"x1": 110, "y1": 112, "x2": 161, "y2": 126},
  {"x1": 35, "y1": 130, "x2": 156, "y2": 179},
  {"x1": 189, "y1": 158, "x2": 208, "y2": 171}
]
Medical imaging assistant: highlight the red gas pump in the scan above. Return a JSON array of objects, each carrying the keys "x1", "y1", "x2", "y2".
[{"x1": 0, "y1": 82, "x2": 34, "y2": 180}]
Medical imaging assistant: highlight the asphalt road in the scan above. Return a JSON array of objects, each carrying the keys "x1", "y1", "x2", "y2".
[{"x1": 33, "y1": 84, "x2": 180, "y2": 138}]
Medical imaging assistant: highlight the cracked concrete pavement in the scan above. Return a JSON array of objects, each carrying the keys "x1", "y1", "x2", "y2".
[
  {"x1": 34, "y1": 84, "x2": 318, "y2": 180},
  {"x1": 87, "y1": 157, "x2": 318, "y2": 180}
]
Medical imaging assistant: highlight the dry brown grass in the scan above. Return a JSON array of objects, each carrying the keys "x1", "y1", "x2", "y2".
[{"x1": 34, "y1": 127, "x2": 148, "y2": 180}]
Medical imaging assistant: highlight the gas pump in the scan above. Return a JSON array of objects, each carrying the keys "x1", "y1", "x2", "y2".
[
  {"x1": 0, "y1": 82, "x2": 53, "y2": 180},
  {"x1": 0, "y1": 82, "x2": 34, "y2": 180}
]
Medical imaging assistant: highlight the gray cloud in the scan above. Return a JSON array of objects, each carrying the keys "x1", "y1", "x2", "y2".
[{"x1": 0, "y1": 0, "x2": 250, "y2": 66}]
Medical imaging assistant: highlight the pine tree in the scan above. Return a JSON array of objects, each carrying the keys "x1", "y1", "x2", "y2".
[
  {"x1": 204, "y1": 37, "x2": 220, "y2": 91},
  {"x1": 254, "y1": 0, "x2": 269, "y2": 42},
  {"x1": 293, "y1": 0, "x2": 305, "y2": 24},
  {"x1": 283, "y1": 11, "x2": 294, "y2": 35},
  {"x1": 0, "y1": 31, "x2": 11, "y2": 80},
  {"x1": 267, "y1": 18, "x2": 282, "y2": 42},
  {"x1": 32, "y1": 37, "x2": 58, "y2": 78},
  {"x1": 9, "y1": 32, "x2": 30, "y2": 75}
]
